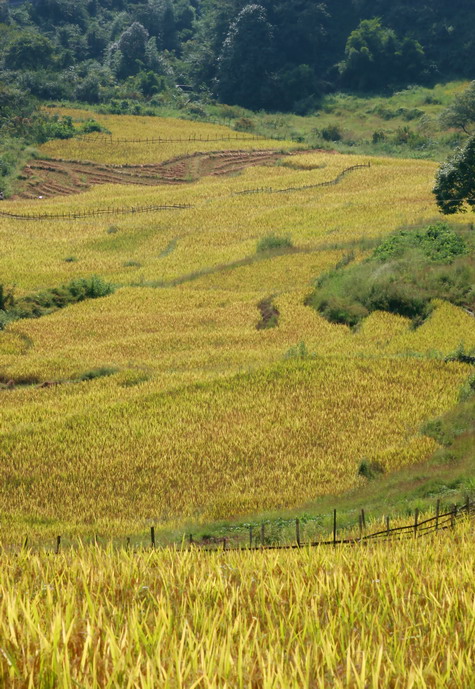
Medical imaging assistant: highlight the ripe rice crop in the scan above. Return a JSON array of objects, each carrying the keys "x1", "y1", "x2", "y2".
[
  {"x1": 40, "y1": 107, "x2": 294, "y2": 165},
  {"x1": 0, "y1": 356, "x2": 467, "y2": 539},
  {"x1": 0, "y1": 130, "x2": 473, "y2": 541},
  {"x1": 1, "y1": 523, "x2": 475, "y2": 688}
]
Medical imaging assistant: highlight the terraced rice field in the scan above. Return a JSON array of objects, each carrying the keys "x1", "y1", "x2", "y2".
[
  {"x1": 14, "y1": 149, "x2": 297, "y2": 199},
  {"x1": 0, "y1": 112, "x2": 474, "y2": 541}
]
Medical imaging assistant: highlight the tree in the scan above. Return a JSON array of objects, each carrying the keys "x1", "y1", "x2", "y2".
[
  {"x1": 433, "y1": 136, "x2": 475, "y2": 214},
  {"x1": 110, "y1": 22, "x2": 149, "y2": 77},
  {"x1": 4, "y1": 32, "x2": 56, "y2": 70},
  {"x1": 338, "y1": 18, "x2": 425, "y2": 91},
  {"x1": 440, "y1": 81, "x2": 475, "y2": 135},
  {"x1": 216, "y1": 4, "x2": 275, "y2": 110}
]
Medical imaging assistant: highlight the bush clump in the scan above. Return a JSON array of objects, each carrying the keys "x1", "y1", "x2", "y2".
[
  {"x1": 257, "y1": 234, "x2": 293, "y2": 253},
  {"x1": 0, "y1": 276, "x2": 114, "y2": 328},
  {"x1": 306, "y1": 222, "x2": 474, "y2": 328}
]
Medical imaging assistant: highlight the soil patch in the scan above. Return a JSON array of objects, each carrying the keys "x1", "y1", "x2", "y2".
[{"x1": 11, "y1": 149, "x2": 318, "y2": 200}]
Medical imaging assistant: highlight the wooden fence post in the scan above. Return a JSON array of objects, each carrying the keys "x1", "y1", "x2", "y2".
[
  {"x1": 249, "y1": 526, "x2": 253, "y2": 548},
  {"x1": 333, "y1": 509, "x2": 337, "y2": 547},
  {"x1": 465, "y1": 495, "x2": 471, "y2": 514},
  {"x1": 414, "y1": 508, "x2": 419, "y2": 536},
  {"x1": 261, "y1": 523, "x2": 265, "y2": 547},
  {"x1": 436, "y1": 499, "x2": 440, "y2": 531},
  {"x1": 189, "y1": 533, "x2": 193, "y2": 547},
  {"x1": 126, "y1": 537, "x2": 130, "y2": 551},
  {"x1": 358, "y1": 514, "x2": 363, "y2": 541},
  {"x1": 55, "y1": 535, "x2": 61, "y2": 555},
  {"x1": 296, "y1": 518, "x2": 301, "y2": 548},
  {"x1": 451, "y1": 505, "x2": 457, "y2": 528},
  {"x1": 150, "y1": 526, "x2": 155, "y2": 549},
  {"x1": 223, "y1": 537, "x2": 227, "y2": 551},
  {"x1": 361, "y1": 508, "x2": 366, "y2": 531}
]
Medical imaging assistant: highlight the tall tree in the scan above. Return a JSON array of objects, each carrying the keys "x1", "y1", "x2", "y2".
[
  {"x1": 216, "y1": 4, "x2": 274, "y2": 109},
  {"x1": 434, "y1": 136, "x2": 475, "y2": 214}
]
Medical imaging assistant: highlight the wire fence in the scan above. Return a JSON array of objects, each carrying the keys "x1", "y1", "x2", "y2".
[
  {"x1": 234, "y1": 162, "x2": 371, "y2": 196},
  {"x1": 80, "y1": 133, "x2": 280, "y2": 145},
  {"x1": 0, "y1": 162, "x2": 370, "y2": 221},
  {"x1": 0, "y1": 204, "x2": 192, "y2": 221},
  {"x1": 5, "y1": 497, "x2": 474, "y2": 555}
]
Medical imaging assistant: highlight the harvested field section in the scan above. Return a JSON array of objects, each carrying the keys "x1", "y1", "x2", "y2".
[{"x1": 14, "y1": 149, "x2": 290, "y2": 199}]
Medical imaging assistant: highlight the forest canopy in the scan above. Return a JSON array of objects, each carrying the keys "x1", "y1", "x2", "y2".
[{"x1": 0, "y1": 0, "x2": 474, "y2": 111}]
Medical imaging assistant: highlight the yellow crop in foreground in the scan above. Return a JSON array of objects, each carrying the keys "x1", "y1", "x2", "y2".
[{"x1": 1, "y1": 524, "x2": 475, "y2": 688}]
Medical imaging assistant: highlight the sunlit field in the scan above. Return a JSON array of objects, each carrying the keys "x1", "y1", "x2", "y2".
[
  {"x1": 40, "y1": 107, "x2": 295, "y2": 164},
  {"x1": 0, "y1": 114, "x2": 474, "y2": 542},
  {"x1": 1, "y1": 524, "x2": 475, "y2": 688}
]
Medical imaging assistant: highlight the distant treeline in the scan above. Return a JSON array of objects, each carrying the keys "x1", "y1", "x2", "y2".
[{"x1": 0, "y1": 0, "x2": 474, "y2": 111}]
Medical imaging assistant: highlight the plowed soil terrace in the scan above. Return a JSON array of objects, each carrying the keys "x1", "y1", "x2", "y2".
[{"x1": 13, "y1": 149, "x2": 302, "y2": 199}]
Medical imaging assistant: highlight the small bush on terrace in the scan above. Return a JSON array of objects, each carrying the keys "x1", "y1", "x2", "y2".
[
  {"x1": 2, "y1": 276, "x2": 114, "y2": 323},
  {"x1": 257, "y1": 234, "x2": 293, "y2": 253}
]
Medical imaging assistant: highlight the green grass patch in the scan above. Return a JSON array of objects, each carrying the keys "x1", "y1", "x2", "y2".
[{"x1": 306, "y1": 222, "x2": 475, "y2": 328}]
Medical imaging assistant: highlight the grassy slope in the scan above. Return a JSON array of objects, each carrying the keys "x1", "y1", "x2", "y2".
[
  {"x1": 55, "y1": 81, "x2": 469, "y2": 162},
  {"x1": 0, "y1": 88, "x2": 474, "y2": 542}
]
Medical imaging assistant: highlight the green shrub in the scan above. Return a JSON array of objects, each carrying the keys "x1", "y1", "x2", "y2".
[
  {"x1": 307, "y1": 222, "x2": 474, "y2": 328},
  {"x1": 3, "y1": 277, "x2": 114, "y2": 322},
  {"x1": 320, "y1": 125, "x2": 342, "y2": 142},
  {"x1": 79, "y1": 367, "x2": 119, "y2": 382},
  {"x1": 358, "y1": 459, "x2": 385, "y2": 479},
  {"x1": 257, "y1": 234, "x2": 293, "y2": 253}
]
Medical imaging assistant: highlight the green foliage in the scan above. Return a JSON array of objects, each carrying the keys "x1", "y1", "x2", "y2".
[
  {"x1": 0, "y1": 276, "x2": 114, "y2": 325},
  {"x1": 307, "y1": 223, "x2": 475, "y2": 328},
  {"x1": 320, "y1": 125, "x2": 342, "y2": 142},
  {"x1": 4, "y1": 32, "x2": 56, "y2": 70},
  {"x1": 358, "y1": 459, "x2": 385, "y2": 480},
  {"x1": 373, "y1": 223, "x2": 467, "y2": 263},
  {"x1": 338, "y1": 18, "x2": 425, "y2": 92},
  {"x1": 256, "y1": 234, "x2": 293, "y2": 253},
  {"x1": 434, "y1": 136, "x2": 475, "y2": 214},
  {"x1": 79, "y1": 367, "x2": 119, "y2": 382},
  {"x1": 283, "y1": 341, "x2": 316, "y2": 360},
  {"x1": 216, "y1": 5, "x2": 274, "y2": 111},
  {"x1": 440, "y1": 81, "x2": 475, "y2": 134}
]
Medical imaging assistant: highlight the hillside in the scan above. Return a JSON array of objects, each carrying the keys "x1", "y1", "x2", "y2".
[
  {"x1": 0, "y1": 110, "x2": 474, "y2": 542},
  {"x1": 1, "y1": 0, "x2": 474, "y2": 111}
]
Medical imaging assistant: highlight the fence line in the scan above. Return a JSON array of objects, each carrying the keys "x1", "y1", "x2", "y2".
[
  {"x1": 0, "y1": 203, "x2": 192, "y2": 221},
  {"x1": 5, "y1": 497, "x2": 473, "y2": 555},
  {"x1": 80, "y1": 133, "x2": 280, "y2": 145},
  {"x1": 0, "y1": 162, "x2": 371, "y2": 221},
  {"x1": 234, "y1": 162, "x2": 371, "y2": 197}
]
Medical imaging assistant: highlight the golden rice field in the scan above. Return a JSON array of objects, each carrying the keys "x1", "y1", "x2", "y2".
[
  {"x1": 1, "y1": 524, "x2": 475, "y2": 688},
  {"x1": 41, "y1": 107, "x2": 294, "y2": 164},
  {"x1": 0, "y1": 113, "x2": 474, "y2": 541}
]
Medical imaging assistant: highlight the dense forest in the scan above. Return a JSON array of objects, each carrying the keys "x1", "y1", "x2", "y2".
[{"x1": 0, "y1": 0, "x2": 474, "y2": 113}]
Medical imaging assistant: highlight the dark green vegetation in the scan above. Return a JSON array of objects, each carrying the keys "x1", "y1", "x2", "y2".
[
  {"x1": 434, "y1": 135, "x2": 475, "y2": 215},
  {"x1": 306, "y1": 222, "x2": 475, "y2": 328},
  {"x1": 0, "y1": 0, "x2": 474, "y2": 112},
  {"x1": 0, "y1": 276, "x2": 114, "y2": 329},
  {"x1": 0, "y1": 83, "x2": 105, "y2": 195},
  {"x1": 256, "y1": 234, "x2": 293, "y2": 253}
]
